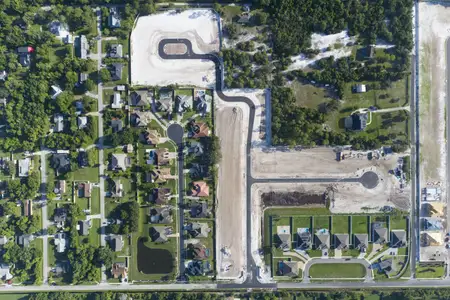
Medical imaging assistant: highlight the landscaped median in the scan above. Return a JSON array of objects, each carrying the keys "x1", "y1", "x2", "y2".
[{"x1": 309, "y1": 263, "x2": 366, "y2": 279}]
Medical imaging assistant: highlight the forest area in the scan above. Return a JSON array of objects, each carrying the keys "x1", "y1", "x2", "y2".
[{"x1": 220, "y1": 0, "x2": 412, "y2": 150}]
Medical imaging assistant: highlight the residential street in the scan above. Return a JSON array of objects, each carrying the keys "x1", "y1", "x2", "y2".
[
  {"x1": 95, "y1": 7, "x2": 107, "y2": 282},
  {"x1": 39, "y1": 149, "x2": 50, "y2": 284}
]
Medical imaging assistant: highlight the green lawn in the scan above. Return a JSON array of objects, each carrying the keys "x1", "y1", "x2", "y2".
[
  {"x1": 306, "y1": 249, "x2": 323, "y2": 258},
  {"x1": 292, "y1": 80, "x2": 329, "y2": 110},
  {"x1": 72, "y1": 166, "x2": 99, "y2": 182},
  {"x1": 265, "y1": 207, "x2": 331, "y2": 217},
  {"x1": 89, "y1": 219, "x2": 101, "y2": 247},
  {"x1": 352, "y1": 216, "x2": 369, "y2": 234},
  {"x1": 221, "y1": 5, "x2": 242, "y2": 21},
  {"x1": 90, "y1": 187, "x2": 100, "y2": 214},
  {"x1": 332, "y1": 215, "x2": 349, "y2": 234},
  {"x1": 309, "y1": 263, "x2": 366, "y2": 278},
  {"x1": 416, "y1": 265, "x2": 445, "y2": 279},
  {"x1": 389, "y1": 215, "x2": 408, "y2": 230},
  {"x1": 313, "y1": 216, "x2": 330, "y2": 230},
  {"x1": 292, "y1": 216, "x2": 311, "y2": 230},
  {"x1": 342, "y1": 78, "x2": 408, "y2": 109}
]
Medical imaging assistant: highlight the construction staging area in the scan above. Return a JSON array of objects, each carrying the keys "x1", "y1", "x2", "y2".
[
  {"x1": 215, "y1": 106, "x2": 247, "y2": 280},
  {"x1": 418, "y1": 2, "x2": 450, "y2": 261},
  {"x1": 130, "y1": 9, "x2": 219, "y2": 87}
]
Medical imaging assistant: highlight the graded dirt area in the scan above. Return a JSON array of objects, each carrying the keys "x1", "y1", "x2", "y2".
[
  {"x1": 216, "y1": 106, "x2": 246, "y2": 280},
  {"x1": 418, "y1": 3, "x2": 447, "y2": 188},
  {"x1": 130, "y1": 9, "x2": 219, "y2": 87},
  {"x1": 252, "y1": 147, "x2": 400, "y2": 179}
]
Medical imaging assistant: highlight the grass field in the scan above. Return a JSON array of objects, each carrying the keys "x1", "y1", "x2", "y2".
[
  {"x1": 293, "y1": 216, "x2": 311, "y2": 230},
  {"x1": 352, "y1": 216, "x2": 369, "y2": 234},
  {"x1": 313, "y1": 216, "x2": 330, "y2": 230},
  {"x1": 72, "y1": 166, "x2": 99, "y2": 182},
  {"x1": 332, "y1": 215, "x2": 349, "y2": 234},
  {"x1": 416, "y1": 265, "x2": 445, "y2": 279},
  {"x1": 309, "y1": 263, "x2": 366, "y2": 278},
  {"x1": 390, "y1": 215, "x2": 408, "y2": 230},
  {"x1": 90, "y1": 188, "x2": 100, "y2": 214},
  {"x1": 292, "y1": 81, "x2": 329, "y2": 109}
]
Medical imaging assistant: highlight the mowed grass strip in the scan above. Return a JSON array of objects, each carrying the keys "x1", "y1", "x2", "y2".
[
  {"x1": 351, "y1": 216, "x2": 369, "y2": 234},
  {"x1": 332, "y1": 215, "x2": 349, "y2": 234},
  {"x1": 309, "y1": 263, "x2": 366, "y2": 278}
]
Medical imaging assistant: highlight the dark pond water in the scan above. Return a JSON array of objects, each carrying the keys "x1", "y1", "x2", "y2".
[{"x1": 137, "y1": 238, "x2": 174, "y2": 274}]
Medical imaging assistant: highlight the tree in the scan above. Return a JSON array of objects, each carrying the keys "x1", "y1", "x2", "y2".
[
  {"x1": 96, "y1": 247, "x2": 114, "y2": 267},
  {"x1": 99, "y1": 68, "x2": 111, "y2": 82},
  {"x1": 56, "y1": 92, "x2": 75, "y2": 114},
  {"x1": 65, "y1": 71, "x2": 78, "y2": 90},
  {"x1": 85, "y1": 78, "x2": 96, "y2": 92}
]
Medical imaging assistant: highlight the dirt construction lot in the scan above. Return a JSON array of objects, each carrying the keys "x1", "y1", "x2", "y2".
[
  {"x1": 130, "y1": 9, "x2": 219, "y2": 87},
  {"x1": 216, "y1": 107, "x2": 246, "y2": 280},
  {"x1": 418, "y1": 3, "x2": 447, "y2": 187}
]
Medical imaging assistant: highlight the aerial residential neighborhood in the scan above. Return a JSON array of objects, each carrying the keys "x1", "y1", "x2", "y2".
[{"x1": 0, "y1": 0, "x2": 449, "y2": 299}]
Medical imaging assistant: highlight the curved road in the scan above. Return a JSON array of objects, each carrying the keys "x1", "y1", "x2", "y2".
[{"x1": 159, "y1": 38, "x2": 379, "y2": 287}]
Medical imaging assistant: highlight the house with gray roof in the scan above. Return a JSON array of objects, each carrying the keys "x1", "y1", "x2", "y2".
[
  {"x1": 372, "y1": 224, "x2": 388, "y2": 244},
  {"x1": 354, "y1": 233, "x2": 368, "y2": 252},
  {"x1": 77, "y1": 116, "x2": 88, "y2": 129},
  {"x1": 278, "y1": 261, "x2": 300, "y2": 277},
  {"x1": 334, "y1": 234, "x2": 349, "y2": 250},
  {"x1": 111, "y1": 119, "x2": 123, "y2": 132},
  {"x1": 51, "y1": 154, "x2": 70, "y2": 175},
  {"x1": 391, "y1": 230, "x2": 407, "y2": 248},
  {"x1": 54, "y1": 114, "x2": 64, "y2": 132},
  {"x1": 314, "y1": 233, "x2": 330, "y2": 250},
  {"x1": 0, "y1": 264, "x2": 12, "y2": 281},
  {"x1": 77, "y1": 35, "x2": 89, "y2": 59},
  {"x1": 18, "y1": 158, "x2": 31, "y2": 177},
  {"x1": 150, "y1": 226, "x2": 170, "y2": 243},
  {"x1": 111, "y1": 63, "x2": 123, "y2": 81},
  {"x1": 0, "y1": 236, "x2": 8, "y2": 246},
  {"x1": 149, "y1": 207, "x2": 172, "y2": 224},
  {"x1": 110, "y1": 235, "x2": 123, "y2": 252},
  {"x1": 78, "y1": 219, "x2": 91, "y2": 236},
  {"x1": 276, "y1": 233, "x2": 291, "y2": 251},
  {"x1": 108, "y1": 7, "x2": 121, "y2": 28},
  {"x1": 131, "y1": 91, "x2": 149, "y2": 106},
  {"x1": 54, "y1": 208, "x2": 67, "y2": 228},
  {"x1": 54, "y1": 232, "x2": 67, "y2": 253},
  {"x1": 17, "y1": 234, "x2": 34, "y2": 247},
  {"x1": 186, "y1": 222, "x2": 210, "y2": 238},
  {"x1": 296, "y1": 229, "x2": 311, "y2": 250},
  {"x1": 110, "y1": 154, "x2": 131, "y2": 171},
  {"x1": 109, "y1": 44, "x2": 123, "y2": 58},
  {"x1": 175, "y1": 95, "x2": 193, "y2": 114},
  {"x1": 189, "y1": 202, "x2": 209, "y2": 218}
]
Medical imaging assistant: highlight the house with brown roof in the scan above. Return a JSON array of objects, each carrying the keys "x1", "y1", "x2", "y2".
[
  {"x1": 189, "y1": 243, "x2": 209, "y2": 260},
  {"x1": 152, "y1": 188, "x2": 171, "y2": 205},
  {"x1": 144, "y1": 129, "x2": 160, "y2": 145},
  {"x1": 156, "y1": 148, "x2": 171, "y2": 166},
  {"x1": 24, "y1": 200, "x2": 32, "y2": 217},
  {"x1": 111, "y1": 262, "x2": 128, "y2": 281},
  {"x1": 58, "y1": 180, "x2": 66, "y2": 194},
  {"x1": 191, "y1": 122, "x2": 210, "y2": 138},
  {"x1": 147, "y1": 168, "x2": 172, "y2": 183},
  {"x1": 79, "y1": 182, "x2": 91, "y2": 198},
  {"x1": 191, "y1": 181, "x2": 209, "y2": 197}
]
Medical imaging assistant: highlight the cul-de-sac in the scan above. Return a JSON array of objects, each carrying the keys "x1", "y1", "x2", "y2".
[{"x1": 0, "y1": 0, "x2": 450, "y2": 299}]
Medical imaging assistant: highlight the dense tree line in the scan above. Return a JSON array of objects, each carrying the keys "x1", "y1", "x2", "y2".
[
  {"x1": 25, "y1": 288, "x2": 450, "y2": 300},
  {"x1": 3, "y1": 242, "x2": 42, "y2": 284}
]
